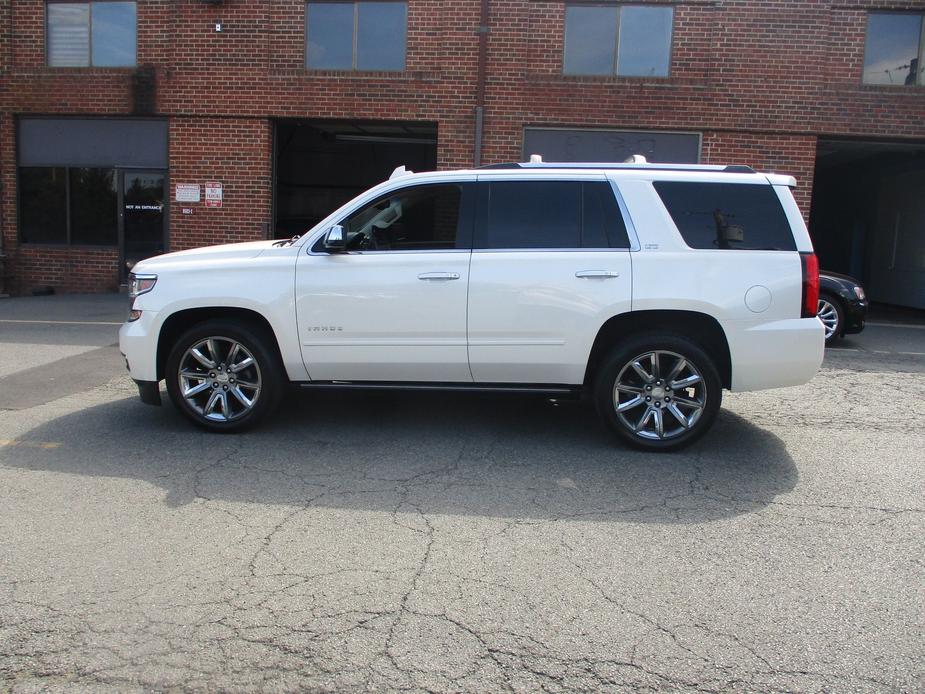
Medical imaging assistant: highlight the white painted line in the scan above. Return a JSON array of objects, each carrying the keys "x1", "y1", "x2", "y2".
[
  {"x1": 897, "y1": 351, "x2": 925, "y2": 357},
  {"x1": 827, "y1": 347, "x2": 860, "y2": 352},
  {"x1": 0, "y1": 319, "x2": 122, "y2": 326},
  {"x1": 866, "y1": 321, "x2": 925, "y2": 330}
]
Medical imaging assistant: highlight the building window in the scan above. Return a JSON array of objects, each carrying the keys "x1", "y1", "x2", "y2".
[
  {"x1": 46, "y1": 1, "x2": 137, "y2": 67},
  {"x1": 19, "y1": 166, "x2": 118, "y2": 246},
  {"x1": 306, "y1": 2, "x2": 407, "y2": 71},
  {"x1": 863, "y1": 13, "x2": 925, "y2": 86},
  {"x1": 563, "y1": 4, "x2": 673, "y2": 77}
]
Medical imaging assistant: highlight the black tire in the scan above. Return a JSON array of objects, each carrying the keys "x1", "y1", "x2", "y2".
[
  {"x1": 817, "y1": 293, "x2": 844, "y2": 346},
  {"x1": 165, "y1": 319, "x2": 284, "y2": 432},
  {"x1": 593, "y1": 333, "x2": 722, "y2": 452}
]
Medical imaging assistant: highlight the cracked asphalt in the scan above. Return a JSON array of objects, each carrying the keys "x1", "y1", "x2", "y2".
[{"x1": 1, "y1": 295, "x2": 923, "y2": 692}]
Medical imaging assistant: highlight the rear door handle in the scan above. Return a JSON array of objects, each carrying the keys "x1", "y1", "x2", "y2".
[
  {"x1": 418, "y1": 272, "x2": 460, "y2": 281},
  {"x1": 575, "y1": 270, "x2": 620, "y2": 279}
]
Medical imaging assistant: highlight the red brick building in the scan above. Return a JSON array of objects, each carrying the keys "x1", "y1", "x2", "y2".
[{"x1": 1, "y1": 1, "x2": 924, "y2": 307}]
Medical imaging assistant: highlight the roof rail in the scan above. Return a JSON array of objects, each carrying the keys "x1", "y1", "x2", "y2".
[{"x1": 478, "y1": 162, "x2": 757, "y2": 174}]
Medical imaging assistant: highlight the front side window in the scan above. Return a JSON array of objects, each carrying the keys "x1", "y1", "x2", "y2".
[
  {"x1": 863, "y1": 13, "x2": 925, "y2": 86},
  {"x1": 563, "y1": 4, "x2": 673, "y2": 77},
  {"x1": 19, "y1": 166, "x2": 118, "y2": 245},
  {"x1": 653, "y1": 182, "x2": 796, "y2": 251},
  {"x1": 326, "y1": 183, "x2": 467, "y2": 251},
  {"x1": 46, "y1": 1, "x2": 137, "y2": 67},
  {"x1": 476, "y1": 181, "x2": 630, "y2": 249},
  {"x1": 306, "y1": 2, "x2": 407, "y2": 71}
]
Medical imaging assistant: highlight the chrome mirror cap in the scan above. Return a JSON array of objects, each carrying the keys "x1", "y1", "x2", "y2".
[{"x1": 324, "y1": 224, "x2": 346, "y2": 252}]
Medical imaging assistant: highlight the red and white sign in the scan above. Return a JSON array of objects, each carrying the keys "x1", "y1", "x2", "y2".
[{"x1": 204, "y1": 181, "x2": 223, "y2": 208}]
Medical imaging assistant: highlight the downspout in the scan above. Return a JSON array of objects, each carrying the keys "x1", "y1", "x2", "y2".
[{"x1": 473, "y1": 0, "x2": 489, "y2": 167}]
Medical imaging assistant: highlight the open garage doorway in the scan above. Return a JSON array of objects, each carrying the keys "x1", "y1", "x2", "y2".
[
  {"x1": 273, "y1": 120, "x2": 437, "y2": 239},
  {"x1": 809, "y1": 138, "x2": 925, "y2": 310}
]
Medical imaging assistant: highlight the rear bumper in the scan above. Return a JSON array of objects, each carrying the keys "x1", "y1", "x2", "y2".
[{"x1": 725, "y1": 317, "x2": 825, "y2": 392}]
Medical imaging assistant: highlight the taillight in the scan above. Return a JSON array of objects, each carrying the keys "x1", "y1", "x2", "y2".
[{"x1": 800, "y1": 252, "x2": 819, "y2": 318}]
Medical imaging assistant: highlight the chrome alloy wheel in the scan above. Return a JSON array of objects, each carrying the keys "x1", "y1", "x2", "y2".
[
  {"x1": 817, "y1": 298, "x2": 839, "y2": 341},
  {"x1": 613, "y1": 350, "x2": 707, "y2": 441},
  {"x1": 178, "y1": 337, "x2": 262, "y2": 422}
]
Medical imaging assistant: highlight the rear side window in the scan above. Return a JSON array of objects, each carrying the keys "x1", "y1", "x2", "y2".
[
  {"x1": 476, "y1": 180, "x2": 630, "y2": 249},
  {"x1": 653, "y1": 182, "x2": 796, "y2": 251}
]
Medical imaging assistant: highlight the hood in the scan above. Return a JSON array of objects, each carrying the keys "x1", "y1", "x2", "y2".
[
  {"x1": 133, "y1": 240, "x2": 279, "y2": 271},
  {"x1": 820, "y1": 269, "x2": 862, "y2": 286}
]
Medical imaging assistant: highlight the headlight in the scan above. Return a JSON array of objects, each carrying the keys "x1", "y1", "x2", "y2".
[
  {"x1": 853, "y1": 286, "x2": 866, "y2": 301},
  {"x1": 128, "y1": 273, "x2": 157, "y2": 299}
]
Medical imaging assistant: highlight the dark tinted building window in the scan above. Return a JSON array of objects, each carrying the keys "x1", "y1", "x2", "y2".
[
  {"x1": 653, "y1": 182, "x2": 796, "y2": 251},
  {"x1": 70, "y1": 168, "x2": 118, "y2": 245},
  {"x1": 306, "y1": 2, "x2": 407, "y2": 71},
  {"x1": 335, "y1": 183, "x2": 466, "y2": 251},
  {"x1": 19, "y1": 166, "x2": 120, "y2": 246},
  {"x1": 19, "y1": 167, "x2": 67, "y2": 244},
  {"x1": 477, "y1": 181, "x2": 629, "y2": 249}
]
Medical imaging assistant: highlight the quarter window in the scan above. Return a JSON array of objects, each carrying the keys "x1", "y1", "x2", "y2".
[
  {"x1": 328, "y1": 183, "x2": 468, "y2": 251},
  {"x1": 46, "y1": 1, "x2": 137, "y2": 67},
  {"x1": 476, "y1": 181, "x2": 630, "y2": 249},
  {"x1": 863, "y1": 13, "x2": 925, "y2": 86},
  {"x1": 563, "y1": 4, "x2": 673, "y2": 77},
  {"x1": 653, "y1": 182, "x2": 796, "y2": 251},
  {"x1": 306, "y1": 2, "x2": 407, "y2": 71}
]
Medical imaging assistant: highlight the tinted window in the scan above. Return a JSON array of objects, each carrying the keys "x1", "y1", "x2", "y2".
[
  {"x1": 90, "y1": 2, "x2": 137, "y2": 67},
  {"x1": 563, "y1": 4, "x2": 673, "y2": 77},
  {"x1": 583, "y1": 181, "x2": 631, "y2": 248},
  {"x1": 19, "y1": 167, "x2": 67, "y2": 244},
  {"x1": 70, "y1": 168, "x2": 118, "y2": 245},
  {"x1": 653, "y1": 182, "x2": 796, "y2": 251},
  {"x1": 863, "y1": 13, "x2": 924, "y2": 86},
  {"x1": 481, "y1": 181, "x2": 581, "y2": 249},
  {"x1": 334, "y1": 183, "x2": 466, "y2": 251},
  {"x1": 306, "y1": 1, "x2": 407, "y2": 71}
]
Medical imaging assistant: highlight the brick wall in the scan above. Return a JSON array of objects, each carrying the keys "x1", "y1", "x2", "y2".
[{"x1": 1, "y1": 0, "x2": 924, "y2": 293}]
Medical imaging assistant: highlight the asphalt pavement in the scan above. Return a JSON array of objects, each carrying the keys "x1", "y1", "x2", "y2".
[{"x1": 0, "y1": 294, "x2": 922, "y2": 692}]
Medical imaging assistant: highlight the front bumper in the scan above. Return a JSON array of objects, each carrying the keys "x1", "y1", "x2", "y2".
[
  {"x1": 843, "y1": 299, "x2": 868, "y2": 335},
  {"x1": 118, "y1": 309, "x2": 160, "y2": 383}
]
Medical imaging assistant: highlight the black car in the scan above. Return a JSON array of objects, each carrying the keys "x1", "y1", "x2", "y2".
[{"x1": 818, "y1": 270, "x2": 868, "y2": 345}]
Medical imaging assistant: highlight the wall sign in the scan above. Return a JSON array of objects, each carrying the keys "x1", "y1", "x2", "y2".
[
  {"x1": 205, "y1": 181, "x2": 223, "y2": 208},
  {"x1": 176, "y1": 183, "x2": 201, "y2": 203}
]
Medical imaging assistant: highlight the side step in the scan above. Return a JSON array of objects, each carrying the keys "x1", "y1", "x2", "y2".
[{"x1": 296, "y1": 381, "x2": 583, "y2": 398}]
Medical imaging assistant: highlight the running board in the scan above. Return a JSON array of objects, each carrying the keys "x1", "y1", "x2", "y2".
[{"x1": 296, "y1": 381, "x2": 582, "y2": 397}]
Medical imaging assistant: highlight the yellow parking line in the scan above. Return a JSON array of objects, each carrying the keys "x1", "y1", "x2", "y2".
[{"x1": 0, "y1": 439, "x2": 62, "y2": 449}]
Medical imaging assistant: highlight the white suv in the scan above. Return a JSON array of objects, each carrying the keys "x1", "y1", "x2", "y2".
[{"x1": 119, "y1": 161, "x2": 824, "y2": 451}]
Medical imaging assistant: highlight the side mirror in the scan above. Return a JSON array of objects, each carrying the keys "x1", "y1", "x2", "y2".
[{"x1": 324, "y1": 224, "x2": 346, "y2": 252}]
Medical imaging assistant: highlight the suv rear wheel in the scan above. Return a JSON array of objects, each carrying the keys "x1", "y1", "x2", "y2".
[
  {"x1": 165, "y1": 320, "x2": 284, "y2": 432},
  {"x1": 594, "y1": 334, "x2": 722, "y2": 451}
]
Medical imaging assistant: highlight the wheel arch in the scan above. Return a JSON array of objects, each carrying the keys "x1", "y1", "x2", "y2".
[
  {"x1": 156, "y1": 307, "x2": 285, "y2": 381},
  {"x1": 584, "y1": 310, "x2": 732, "y2": 389}
]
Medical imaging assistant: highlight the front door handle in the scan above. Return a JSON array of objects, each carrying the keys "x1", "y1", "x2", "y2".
[
  {"x1": 418, "y1": 272, "x2": 460, "y2": 281},
  {"x1": 575, "y1": 270, "x2": 620, "y2": 279}
]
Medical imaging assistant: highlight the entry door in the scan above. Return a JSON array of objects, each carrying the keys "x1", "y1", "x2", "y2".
[
  {"x1": 296, "y1": 181, "x2": 474, "y2": 382},
  {"x1": 121, "y1": 171, "x2": 166, "y2": 281},
  {"x1": 467, "y1": 177, "x2": 633, "y2": 384},
  {"x1": 868, "y1": 169, "x2": 925, "y2": 309}
]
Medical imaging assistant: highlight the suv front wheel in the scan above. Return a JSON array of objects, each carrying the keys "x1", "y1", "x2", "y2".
[
  {"x1": 594, "y1": 334, "x2": 722, "y2": 451},
  {"x1": 165, "y1": 320, "x2": 284, "y2": 432}
]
